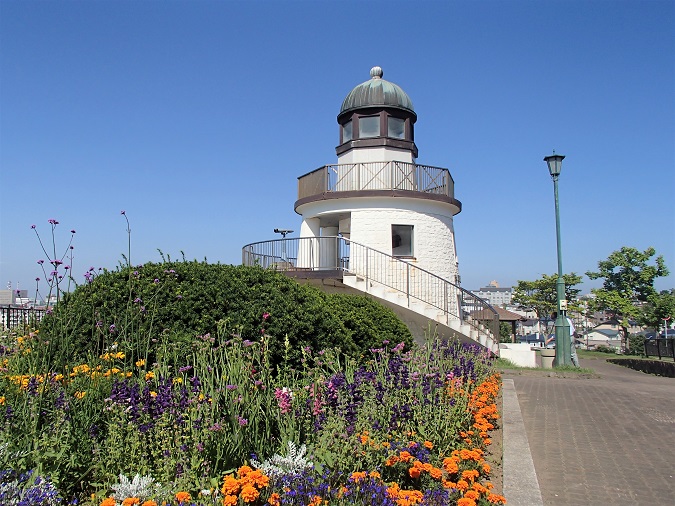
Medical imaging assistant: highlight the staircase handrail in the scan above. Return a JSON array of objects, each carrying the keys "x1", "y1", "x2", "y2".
[{"x1": 242, "y1": 237, "x2": 499, "y2": 342}]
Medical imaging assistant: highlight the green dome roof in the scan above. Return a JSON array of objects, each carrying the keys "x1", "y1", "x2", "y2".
[{"x1": 339, "y1": 67, "x2": 415, "y2": 116}]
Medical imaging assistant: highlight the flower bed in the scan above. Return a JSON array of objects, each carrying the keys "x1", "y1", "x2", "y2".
[{"x1": 1, "y1": 326, "x2": 505, "y2": 506}]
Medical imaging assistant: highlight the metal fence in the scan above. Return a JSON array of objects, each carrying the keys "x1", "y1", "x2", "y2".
[
  {"x1": 242, "y1": 237, "x2": 499, "y2": 342},
  {"x1": 297, "y1": 161, "x2": 454, "y2": 200},
  {"x1": 644, "y1": 338, "x2": 675, "y2": 360},
  {"x1": 0, "y1": 306, "x2": 47, "y2": 331}
]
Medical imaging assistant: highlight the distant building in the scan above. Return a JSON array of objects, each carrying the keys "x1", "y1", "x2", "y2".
[
  {"x1": 471, "y1": 282, "x2": 513, "y2": 307},
  {"x1": 0, "y1": 289, "x2": 28, "y2": 305}
]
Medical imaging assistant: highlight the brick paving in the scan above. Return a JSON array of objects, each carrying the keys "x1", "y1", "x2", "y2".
[{"x1": 504, "y1": 357, "x2": 675, "y2": 506}]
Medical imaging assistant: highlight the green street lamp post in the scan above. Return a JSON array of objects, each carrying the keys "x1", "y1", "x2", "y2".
[{"x1": 544, "y1": 152, "x2": 572, "y2": 367}]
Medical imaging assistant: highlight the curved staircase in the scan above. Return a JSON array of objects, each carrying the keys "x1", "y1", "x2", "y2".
[{"x1": 242, "y1": 237, "x2": 500, "y2": 353}]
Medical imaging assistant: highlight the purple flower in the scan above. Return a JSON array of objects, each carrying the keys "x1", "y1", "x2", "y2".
[
  {"x1": 37, "y1": 260, "x2": 44, "y2": 265},
  {"x1": 31, "y1": 224, "x2": 36, "y2": 229},
  {"x1": 109, "y1": 324, "x2": 116, "y2": 333},
  {"x1": 48, "y1": 219, "x2": 59, "y2": 225},
  {"x1": 35, "y1": 277, "x2": 40, "y2": 282},
  {"x1": 226, "y1": 384, "x2": 237, "y2": 390},
  {"x1": 133, "y1": 298, "x2": 142, "y2": 303},
  {"x1": 153, "y1": 278, "x2": 159, "y2": 284},
  {"x1": 237, "y1": 416, "x2": 248, "y2": 426}
]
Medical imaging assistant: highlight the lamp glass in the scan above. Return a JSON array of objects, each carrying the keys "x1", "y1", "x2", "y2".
[{"x1": 544, "y1": 154, "x2": 565, "y2": 177}]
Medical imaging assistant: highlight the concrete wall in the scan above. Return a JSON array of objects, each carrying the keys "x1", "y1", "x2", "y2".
[{"x1": 499, "y1": 343, "x2": 539, "y2": 368}]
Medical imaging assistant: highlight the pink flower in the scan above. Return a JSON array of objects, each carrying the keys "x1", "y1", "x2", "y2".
[{"x1": 262, "y1": 312, "x2": 270, "y2": 320}]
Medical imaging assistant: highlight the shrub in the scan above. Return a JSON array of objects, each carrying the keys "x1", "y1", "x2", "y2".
[
  {"x1": 324, "y1": 293, "x2": 413, "y2": 353},
  {"x1": 37, "y1": 262, "x2": 352, "y2": 367},
  {"x1": 594, "y1": 345, "x2": 616, "y2": 354},
  {"x1": 37, "y1": 261, "x2": 412, "y2": 371}
]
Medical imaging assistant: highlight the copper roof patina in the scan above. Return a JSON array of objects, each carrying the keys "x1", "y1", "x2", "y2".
[{"x1": 340, "y1": 66, "x2": 415, "y2": 116}]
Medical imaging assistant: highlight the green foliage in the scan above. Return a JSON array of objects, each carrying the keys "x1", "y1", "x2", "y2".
[
  {"x1": 586, "y1": 246, "x2": 669, "y2": 350},
  {"x1": 511, "y1": 273, "x2": 583, "y2": 318},
  {"x1": 627, "y1": 333, "x2": 646, "y2": 356},
  {"x1": 498, "y1": 322, "x2": 512, "y2": 343},
  {"x1": 323, "y1": 293, "x2": 414, "y2": 353},
  {"x1": 37, "y1": 261, "x2": 412, "y2": 370},
  {"x1": 638, "y1": 289, "x2": 675, "y2": 332},
  {"x1": 594, "y1": 345, "x2": 616, "y2": 354}
]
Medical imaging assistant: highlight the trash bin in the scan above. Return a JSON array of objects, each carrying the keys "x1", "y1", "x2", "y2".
[{"x1": 539, "y1": 348, "x2": 556, "y2": 369}]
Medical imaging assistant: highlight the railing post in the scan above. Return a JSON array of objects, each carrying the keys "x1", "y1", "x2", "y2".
[{"x1": 406, "y1": 263, "x2": 410, "y2": 307}]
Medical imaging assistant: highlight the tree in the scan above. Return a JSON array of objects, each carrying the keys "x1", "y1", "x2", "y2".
[
  {"x1": 638, "y1": 289, "x2": 675, "y2": 334},
  {"x1": 586, "y1": 246, "x2": 669, "y2": 351},
  {"x1": 512, "y1": 273, "x2": 583, "y2": 334}
]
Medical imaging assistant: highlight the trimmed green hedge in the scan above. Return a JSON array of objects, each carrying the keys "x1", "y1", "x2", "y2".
[{"x1": 38, "y1": 261, "x2": 412, "y2": 369}]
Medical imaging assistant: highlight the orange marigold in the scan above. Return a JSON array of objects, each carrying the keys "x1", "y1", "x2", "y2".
[
  {"x1": 240, "y1": 484, "x2": 259, "y2": 503},
  {"x1": 100, "y1": 498, "x2": 116, "y2": 506},
  {"x1": 423, "y1": 440, "x2": 433, "y2": 449},
  {"x1": 408, "y1": 466, "x2": 421, "y2": 479},
  {"x1": 308, "y1": 496, "x2": 323, "y2": 506},
  {"x1": 238, "y1": 465, "x2": 254, "y2": 477},
  {"x1": 385, "y1": 455, "x2": 399, "y2": 466},
  {"x1": 442, "y1": 457, "x2": 459, "y2": 475},
  {"x1": 487, "y1": 493, "x2": 507, "y2": 504},
  {"x1": 223, "y1": 495, "x2": 238, "y2": 506},
  {"x1": 456, "y1": 480, "x2": 469, "y2": 492},
  {"x1": 141, "y1": 501, "x2": 157, "y2": 506},
  {"x1": 399, "y1": 450, "x2": 413, "y2": 462},
  {"x1": 122, "y1": 499, "x2": 140, "y2": 506},
  {"x1": 222, "y1": 475, "x2": 240, "y2": 496},
  {"x1": 462, "y1": 469, "x2": 480, "y2": 482},
  {"x1": 457, "y1": 498, "x2": 476, "y2": 506},
  {"x1": 268, "y1": 493, "x2": 281, "y2": 506},
  {"x1": 175, "y1": 491, "x2": 191, "y2": 503},
  {"x1": 245, "y1": 469, "x2": 270, "y2": 488},
  {"x1": 463, "y1": 490, "x2": 480, "y2": 500},
  {"x1": 429, "y1": 466, "x2": 443, "y2": 480},
  {"x1": 351, "y1": 471, "x2": 367, "y2": 482},
  {"x1": 482, "y1": 462, "x2": 491, "y2": 474}
]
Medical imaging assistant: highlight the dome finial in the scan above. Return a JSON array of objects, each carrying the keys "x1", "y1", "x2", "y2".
[{"x1": 370, "y1": 66, "x2": 383, "y2": 79}]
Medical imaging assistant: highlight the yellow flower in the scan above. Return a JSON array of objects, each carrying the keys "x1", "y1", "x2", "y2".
[
  {"x1": 74, "y1": 391, "x2": 86, "y2": 399},
  {"x1": 173, "y1": 377, "x2": 183, "y2": 384},
  {"x1": 145, "y1": 371, "x2": 155, "y2": 381},
  {"x1": 0, "y1": 397, "x2": 5, "y2": 404},
  {"x1": 135, "y1": 359, "x2": 146, "y2": 367}
]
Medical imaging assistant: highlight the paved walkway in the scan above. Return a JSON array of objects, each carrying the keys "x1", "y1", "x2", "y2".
[{"x1": 503, "y1": 357, "x2": 675, "y2": 505}]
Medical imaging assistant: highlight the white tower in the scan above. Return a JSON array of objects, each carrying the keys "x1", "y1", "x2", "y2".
[
  {"x1": 295, "y1": 67, "x2": 462, "y2": 298},
  {"x1": 243, "y1": 67, "x2": 498, "y2": 348}
]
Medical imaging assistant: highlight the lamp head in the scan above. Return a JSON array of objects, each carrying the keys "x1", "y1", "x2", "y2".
[
  {"x1": 544, "y1": 152, "x2": 565, "y2": 177},
  {"x1": 274, "y1": 228, "x2": 294, "y2": 238}
]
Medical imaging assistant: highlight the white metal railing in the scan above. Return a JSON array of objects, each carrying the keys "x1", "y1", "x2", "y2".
[
  {"x1": 297, "y1": 161, "x2": 454, "y2": 200},
  {"x1": 242, "y1": 237, "x2": 498, "y2": 343}
]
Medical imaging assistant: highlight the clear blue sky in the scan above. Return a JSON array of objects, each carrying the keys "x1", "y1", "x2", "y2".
[{"x1": 1, "y1": 0, "x2": 674, "y2": 299}]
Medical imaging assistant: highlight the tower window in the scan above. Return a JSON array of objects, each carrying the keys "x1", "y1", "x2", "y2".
[
  {"x1": 342, "y1": 120, "x2": 352, "y2": 142},
  {"x1": 388, "y1": 117, "x2": 405, "y2": 139},
  {"x1": 359, "y1": 115, "x2": 380, "y2": 138},
  {"x1": 392, "y1": 224, "x2": 414, "y2": 257}
]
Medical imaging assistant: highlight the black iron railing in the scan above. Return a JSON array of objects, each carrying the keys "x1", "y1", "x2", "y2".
[
  {"x1": 0, "y1": 306, "x2": 47, "y2": 330},
  {"x1": 297, "y1": 161, "x2": 454, "y2": 200},
  {"x1": 644, "y1": 338, "x2": 675, "y2": 360}
]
